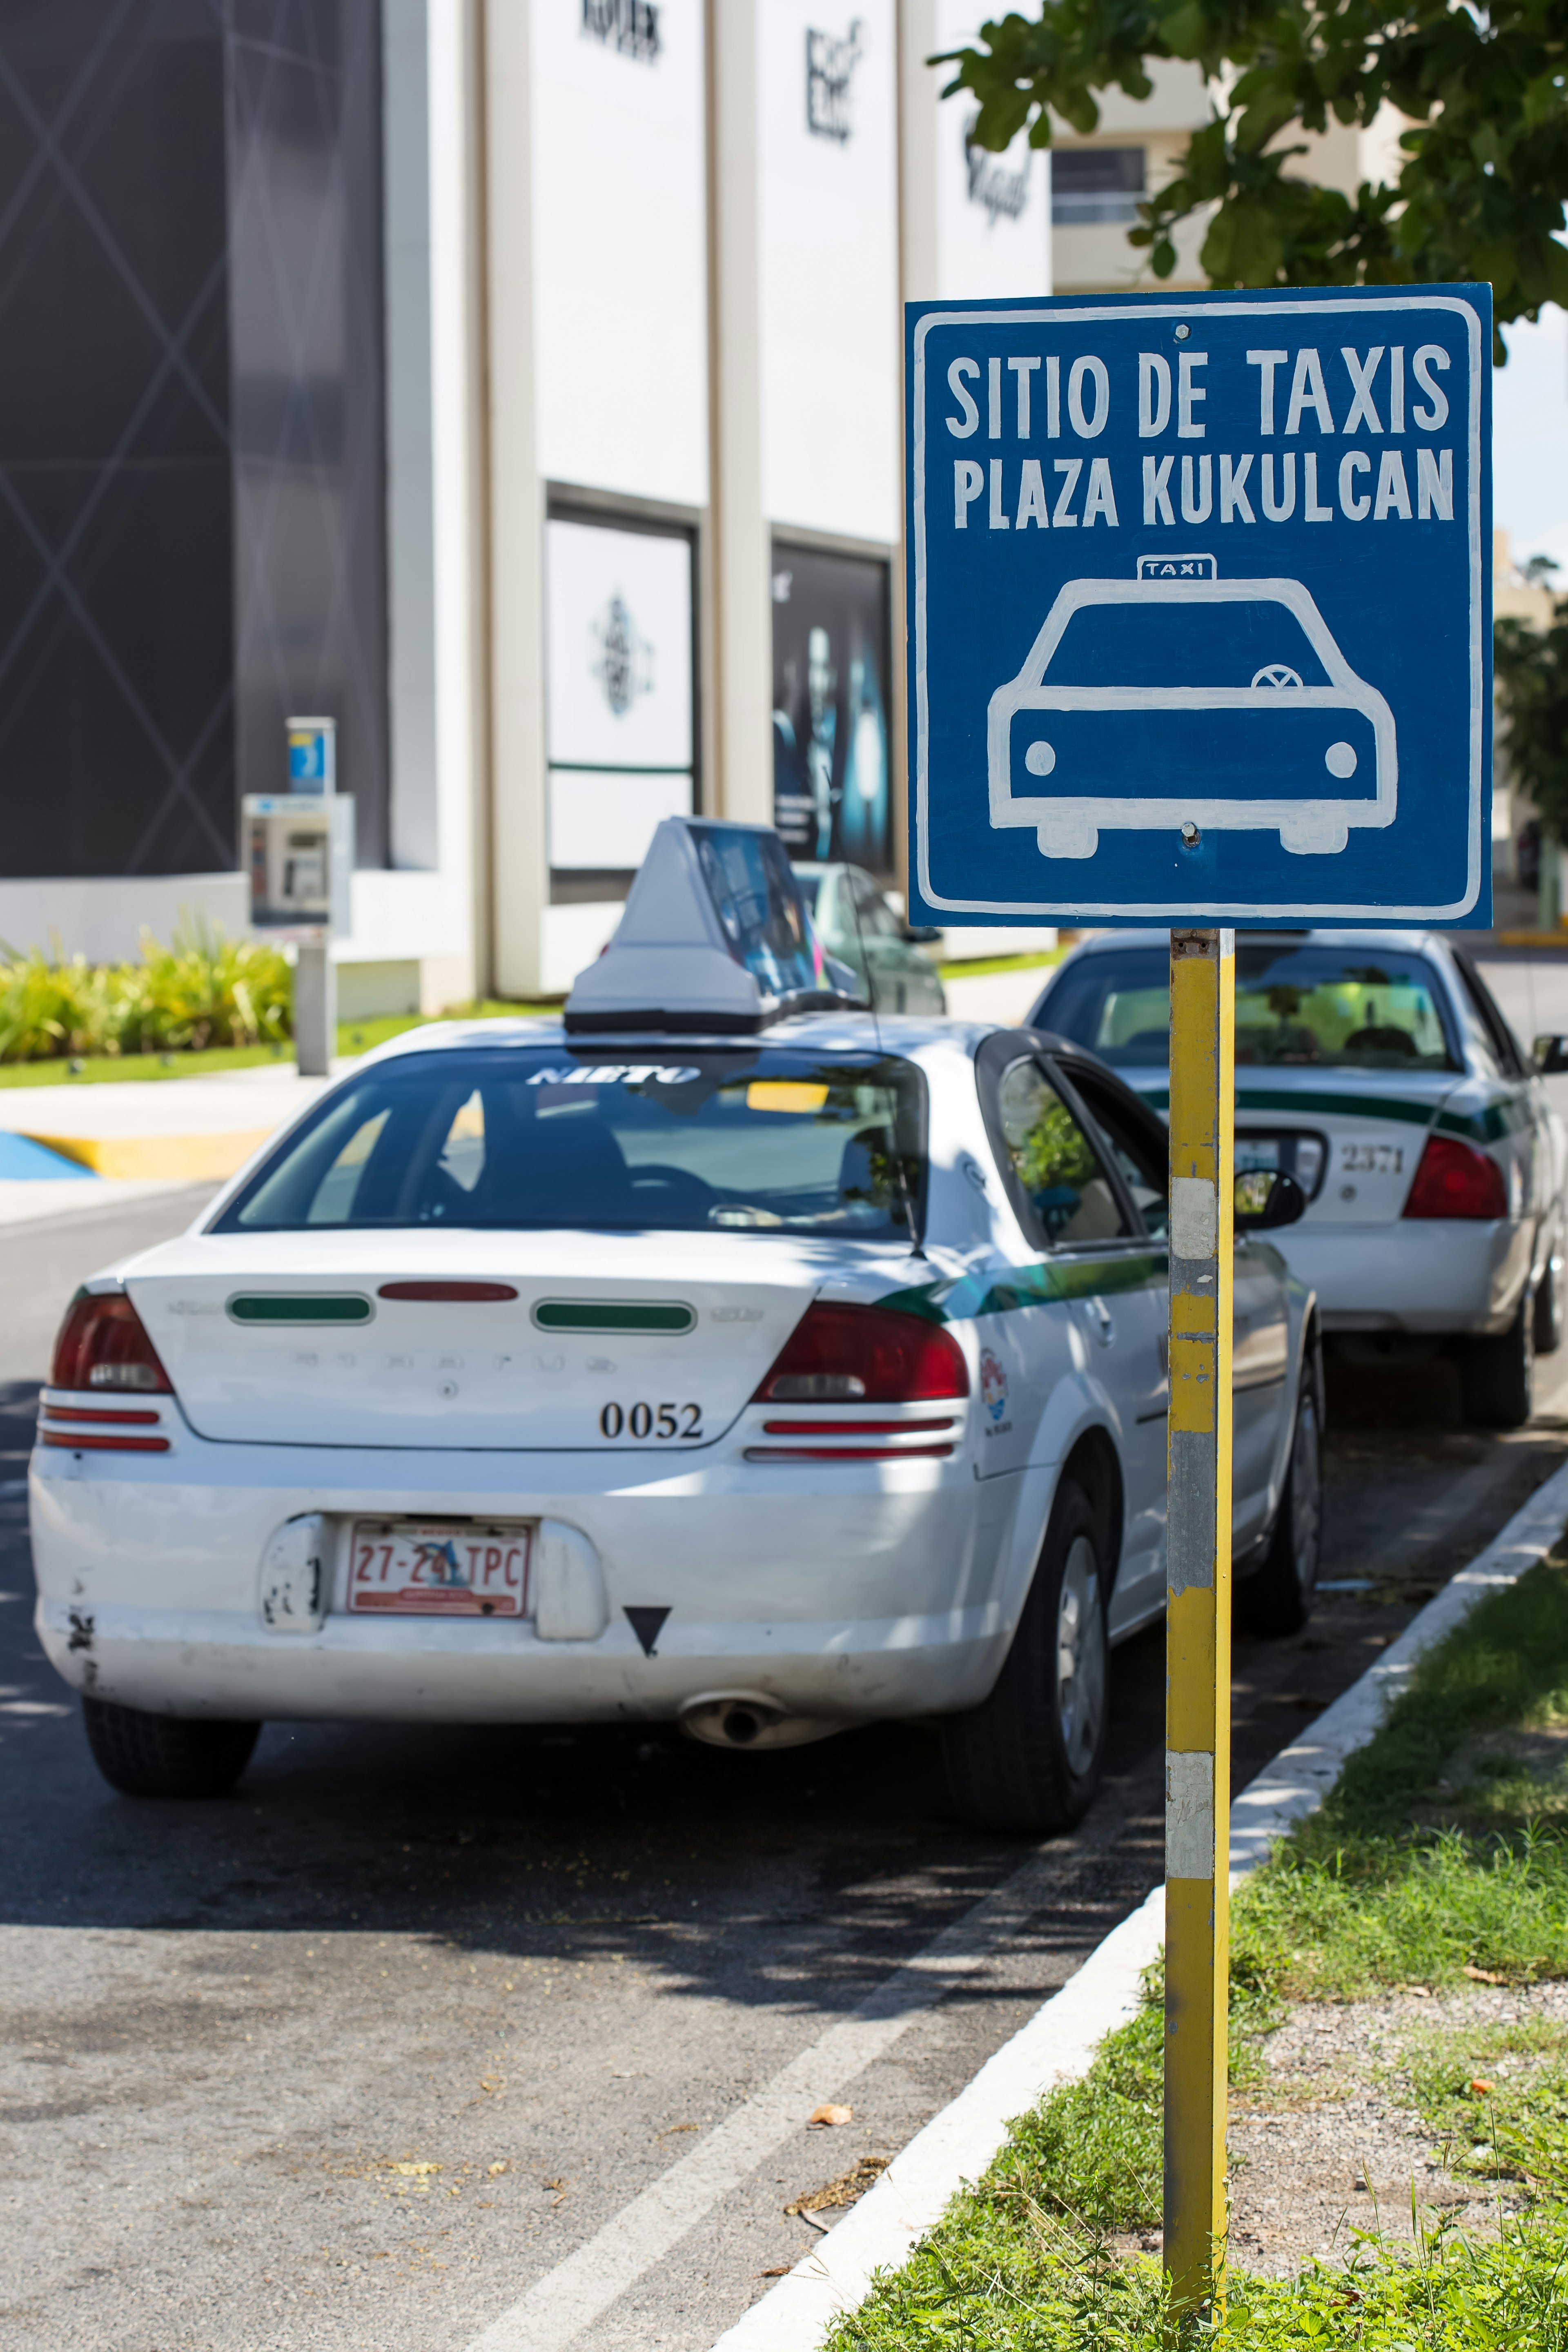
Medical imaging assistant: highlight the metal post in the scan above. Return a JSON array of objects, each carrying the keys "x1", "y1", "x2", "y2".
[
  {"x1": 294, "y1": 940, "x2": 336, "y2": 1079},
  {"x1": 1164, "y1": 925, "x2": 1234, "y2": 2316}
]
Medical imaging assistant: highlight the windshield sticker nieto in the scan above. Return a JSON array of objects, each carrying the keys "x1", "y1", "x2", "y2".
[{"x1": 526, "y1": 1065, "x2": 701, "y2": 1087}]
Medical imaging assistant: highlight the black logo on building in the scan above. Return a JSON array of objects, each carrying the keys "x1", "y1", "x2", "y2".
[
  {"x1": 806, "y1": 21, "x2": 862, "y2": 142},
  {"x1": 965, "y1": 114, "x2": 1030, "y2": 224},
  {"x1": 591, "y1": 595, "x2": 655, "y2": 718},
  {"x1": 583, "y1": 0, "x2": 661, "y2": 64}
]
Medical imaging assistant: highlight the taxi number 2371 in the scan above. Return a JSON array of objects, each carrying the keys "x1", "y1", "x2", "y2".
[{"x1": 599, "y1": 1401, "x2": 704, "y2": 1440}]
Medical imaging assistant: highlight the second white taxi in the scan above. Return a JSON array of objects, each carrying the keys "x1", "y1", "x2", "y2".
[
  {"x1": 32, "y1": 820, "x2": 1321, "y2": 1833},
  {"x1": 1032, "y1": 929, "x2": 1568, "y2": 1427}
]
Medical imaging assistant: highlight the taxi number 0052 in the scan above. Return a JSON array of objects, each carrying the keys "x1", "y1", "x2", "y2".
[
  {"x1": 599, "y1": 1401, "x2": 703, "y2": 1440},
  {"x1": 1341, "y1": 1141, "x2": 1404, "y2": 1175}
]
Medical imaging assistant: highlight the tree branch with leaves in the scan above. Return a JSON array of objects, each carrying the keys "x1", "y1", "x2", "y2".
[
  {"x1": 1497, "y1": 585, "x2": 1568, "y2": 847},
  {"x1": 939, "y1": 0, "x2": 1568, "y2": 353}
]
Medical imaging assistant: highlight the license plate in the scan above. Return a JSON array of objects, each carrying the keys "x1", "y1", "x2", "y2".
[{"x1": 347, "y1": 1521, "x2": 532, "y2": 1617}]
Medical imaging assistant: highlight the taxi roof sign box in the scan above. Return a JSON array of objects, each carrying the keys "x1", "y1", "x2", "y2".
[{"x1": 564, "y1": 817, "x2": 863, "y2": 1034}]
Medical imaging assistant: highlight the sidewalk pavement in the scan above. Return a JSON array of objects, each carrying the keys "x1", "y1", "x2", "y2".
[
  {"x1": 0, "y1": 1060, "x2": 348, "y2": 1182},
  {"x1": 940, "y1": 966, "x2": 1048, "y2": 1025}
]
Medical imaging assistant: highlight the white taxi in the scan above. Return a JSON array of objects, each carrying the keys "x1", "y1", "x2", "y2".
[
  {"x1": 1032, "y1": 929, "x2": 1568, "y2": 1428},
  {"x1": 31, "y1": 820, "x2": 1321, "y2": 1834}
]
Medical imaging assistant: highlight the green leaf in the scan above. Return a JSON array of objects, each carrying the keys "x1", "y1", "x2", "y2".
[
  {"x1": 1159, "y1": 0, "x2": 1209, "y2": 60},
  {"x1": 1202, "y1": 194, "x2": 1285, "y2": 285}
]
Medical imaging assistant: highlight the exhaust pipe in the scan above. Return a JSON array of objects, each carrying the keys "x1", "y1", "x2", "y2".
[{"x1": 677, "y1": 1692, "x2": 842, "y2": 1752}]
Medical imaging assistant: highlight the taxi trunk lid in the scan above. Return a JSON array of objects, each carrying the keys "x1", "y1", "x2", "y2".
[
  {"x1": 1128, "y1": 1066, "x2": 1467, "y2": 1225},
  {"x1": 127, "y1": 1232, "x2": 836, "y2": 1450}
]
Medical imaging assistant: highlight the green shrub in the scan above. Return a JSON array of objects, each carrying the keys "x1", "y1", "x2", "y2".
[{"x1": 0, "y1": 925, "x2": 292, "y2": 1062}]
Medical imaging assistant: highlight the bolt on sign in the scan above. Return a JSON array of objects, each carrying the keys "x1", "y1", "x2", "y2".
[{"x1": 905, "y1": 285, "x2": 1492, "y2": 930}]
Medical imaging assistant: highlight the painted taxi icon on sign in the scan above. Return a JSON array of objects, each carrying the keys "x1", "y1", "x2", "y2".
[{"x1": 987, "y1": 555, "x2": 1398, "y2": 861}]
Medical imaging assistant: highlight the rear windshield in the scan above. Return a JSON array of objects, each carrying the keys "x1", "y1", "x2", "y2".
[
  {"x1": 214, "y1": 1047, "x2": 927, "y2": 1237},
  {"x1": 1042, "y1": 943, "x2": 1460, "y2": 1073}
]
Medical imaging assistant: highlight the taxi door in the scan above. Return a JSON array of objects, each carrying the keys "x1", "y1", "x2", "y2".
[
  {"x1": 1074, "y1": 1054, "x2": 1289, "y2": 1555},
  {"x1": 1051, "y1": 1056, "x2": 1174, "y2": 1629},
  {"x1": 978, "y1": 1040, "x2": 1169, "y2": 1631}
]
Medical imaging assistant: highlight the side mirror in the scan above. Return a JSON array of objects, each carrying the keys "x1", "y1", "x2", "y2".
[
  {"x1": 1235, "y1": 1168, "x2": 1307, "y2": 1232},
  {"x1": 902, "y1": 922, "x2": 942, "y2": 945},
  {"x1": 1534, "y1": 1035, "x2": 1568, "y2": 1075}
]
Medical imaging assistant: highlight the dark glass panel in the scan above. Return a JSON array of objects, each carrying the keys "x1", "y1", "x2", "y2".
[{"x1": 228, "y1": 0, "x2": 389, "y2": 866}]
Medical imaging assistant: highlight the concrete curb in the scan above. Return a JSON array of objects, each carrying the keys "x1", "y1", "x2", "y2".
[{"x1": 713, "y1": 1452, "x2": 1568, "y2": 2351}]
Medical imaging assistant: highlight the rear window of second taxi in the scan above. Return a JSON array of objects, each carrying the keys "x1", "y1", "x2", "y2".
[{"x1": 1042, "y1": 942, "x2": 1461, "y2": 1072}]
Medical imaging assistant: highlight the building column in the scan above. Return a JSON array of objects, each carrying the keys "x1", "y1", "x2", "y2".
[
  {"x1": 898, "y1": 0, "x2": 940, "y2": 303},
  {"x1": 483, "y1": 0, "x2": 550, "y2": 995},
  {"x1": 705, "y1": 0, "x2": 773, "y2": 825},
  {"x1": 895, "y1": 0, "x2": 942, "y2": 904},
  {"x1": 429, "y1": 0, "x2": 490, "y2": 1005}
]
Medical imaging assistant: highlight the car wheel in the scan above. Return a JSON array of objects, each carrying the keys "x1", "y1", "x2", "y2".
[
  {"x1": 1234, "y1": 1375, "x2": 1323, "y2": 1638},
  {"x1": 942, "y1": 1479, "x2": 1109, "y2": 1835},
  {"x1": 82, "y1": 1697, "x2": 260, "y2": 1800},
  {"x1": 1535, "y1": 1252, "x2": 1565, "y2": 1356},
  {"x1": 1460, "y1": 1292, "x2": 1536, "y2": 1429}
]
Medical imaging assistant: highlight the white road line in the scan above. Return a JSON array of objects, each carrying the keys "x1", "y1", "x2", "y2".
[
  {"x1": 460, "y1": 1842, "x2": 1080, "y2": 2352},
  {"x1": 711, "y1": 1885, "x2": 1168, "y2": 2352}
]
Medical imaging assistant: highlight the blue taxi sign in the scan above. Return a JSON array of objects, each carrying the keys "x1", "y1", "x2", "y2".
[{"x1": 906, "y1": 286, "x2": 1492, "y2": 927}]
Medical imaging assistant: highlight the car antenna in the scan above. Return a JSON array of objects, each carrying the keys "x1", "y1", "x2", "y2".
[{"x1": 846, "y1": 872, "x2": 925, "y2": 1258}]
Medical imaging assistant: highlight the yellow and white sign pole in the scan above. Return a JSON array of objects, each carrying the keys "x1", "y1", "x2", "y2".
[{"x1": 1165, "y1": 925, "x2": 1235, "y2": 2316}]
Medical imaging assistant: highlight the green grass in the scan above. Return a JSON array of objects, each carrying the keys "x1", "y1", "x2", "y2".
[
  {"x1": 0, "y1": 1040, "x2": 299, "y2": 1087},
  {"x1": 824, "y1": 1549, "x2": 1568, "y2": 2350},
  {"x1": 1232, "y1": 1546, "x2": 1568, "y2": 2004},
  {"x1": 0, "y1": 998, "x2": 565, "y2": 1086},
  {"x1": 1395, "y1": 2018, "x2": 1568, "y2": 2197}
]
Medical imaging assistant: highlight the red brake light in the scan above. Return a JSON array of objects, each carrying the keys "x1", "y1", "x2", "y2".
[
  {"x1": 49, "y1": 1292, "x2": 172, "y2": 1393},
  {"x1": 378, "y1": 1281, "x2": 519, "y2": 1302},
  {"x1": 752, "y1": 1301, "x2": 969, "y2": 1404},
  {"x1": 1402, "y1": 1134, "x2": 1508, "y2": 1221}
]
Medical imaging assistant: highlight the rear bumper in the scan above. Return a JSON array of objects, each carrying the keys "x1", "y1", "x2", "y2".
[
  {"x1": 33, "y1": 1601, "x2": 1004, "y2": 1726},
  {"x1": 28, "y1": 1434, "x2": 1011, "y2": 1726},
  {"x1": 1268, "y1": 1217, "x2": 1531, "y2": 1335}
]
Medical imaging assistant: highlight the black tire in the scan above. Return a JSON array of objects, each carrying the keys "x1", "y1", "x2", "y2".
[
  {"x1": 1460, "y1": 1292, "x2": 1536, "y2": 1429},
  {"x1": 1235, "y1": 1372, "x2": 1323, "y2": 1637},
  {"x1": 82, "y1": 1697, "x2": 259, "y2": 1800},
  {"x1": 1535, "y1": 1251, "x2": 1564, "y2": 1356},
  {"x1": 943, "y1": 1478, "x2": 1110, "y2": 1836}
]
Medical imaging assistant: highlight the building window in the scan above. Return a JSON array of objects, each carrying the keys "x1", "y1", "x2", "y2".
[
  {"x1": 1051, "y1": 147, "x2": 1146, "y2": 227},
  {"x1": 545, "y1": 512, "x2": 697, "y2": 905},
  {"x1": 771, "y1": 544, "x2": 891, "y2": 875}
]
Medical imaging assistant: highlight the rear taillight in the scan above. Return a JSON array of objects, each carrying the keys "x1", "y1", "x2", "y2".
[
  {"x1": 1402, "y1": 1134, "x2": 1508, "y2": 1221},
  {"x1": 752, "y1": 1302, "x2": 969, "y2": 1403},
  {"x1": 49, "y1": 1292, "x2": 172, "y2": 1393}
]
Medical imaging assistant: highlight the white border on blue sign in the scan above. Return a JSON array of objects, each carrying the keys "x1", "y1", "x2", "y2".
[{"x1": 910, "y1": 295, "x2": 1486, "y2": 922}]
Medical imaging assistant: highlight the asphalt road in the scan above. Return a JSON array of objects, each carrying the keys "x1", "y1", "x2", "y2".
[{"x1": 4, "y1": 1123, "x2": 1568, "y2": 2350}]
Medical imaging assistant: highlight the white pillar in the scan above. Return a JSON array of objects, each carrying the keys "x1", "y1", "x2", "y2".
[
  {"x1": 705, "y1": 0, "x2": 773, "y2": 824},
  {"x1": 294, "y1": 942, "x2": 336, "y2": 1077},
  {"x1": 484, "y1": 0, "x2": 550, "y2": 994}
]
